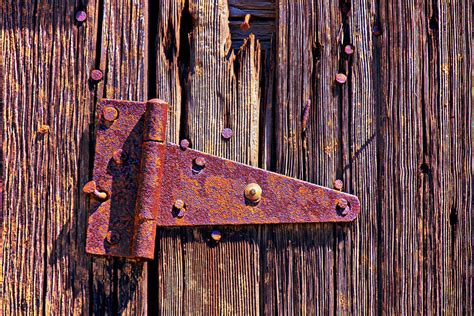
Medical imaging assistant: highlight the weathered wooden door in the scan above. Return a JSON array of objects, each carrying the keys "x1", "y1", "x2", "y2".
[{"x1": 1, "y1": 0, "x2": 472, "y2": 315}]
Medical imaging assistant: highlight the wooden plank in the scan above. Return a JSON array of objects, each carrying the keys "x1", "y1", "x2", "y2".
[
  {"x1": 184, "y1": 0, "x2": 262, "y2": 312},
  {"x1": 264, "y1": 0, "x2": 346, "y2": 313},
  {"x1": 342, "y1": 0, "x2": 377, "y2": 314},
  {"x1": 92, "y1": 0, "x2": 149, "y2": 315},
  {"x1": 153, "y1": 0, "x2": 264, "y2": 314},
  {"x1": 0, "y1": 0, "x2": 99, "y2": 314},
  {"x1": 152, "y1": 1, "x2": 186, "y2": 314},
  {"x1": 372, "y1": 0, "x2": 473, "y2": 314}
]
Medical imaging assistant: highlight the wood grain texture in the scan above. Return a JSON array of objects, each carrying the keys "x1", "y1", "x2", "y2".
[
  {"x1": 0, "y1": 0, "x2": 99, "y2": 314},
  {"x1": 180, "y1": 0, "x2": 262, "y2": 314},
  {"x1": 1, "y1": 0, "x2": 472, "y2": 314},
  {"x1": 93, "y1": 0, "x2": 149, "y2": 314}
]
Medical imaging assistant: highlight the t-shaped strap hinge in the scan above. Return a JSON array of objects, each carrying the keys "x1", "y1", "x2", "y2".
[{"x1": 84, "y1": 99, "x2": 361, "y2": 260}]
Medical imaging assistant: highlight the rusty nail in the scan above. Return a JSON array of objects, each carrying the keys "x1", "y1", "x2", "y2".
[
  {"x1": 195, "y1": 157, "x2": 206, "y2": 168},
  {"x1": 177, "y1": 209, "x2": 186, "y2": 218},
  {"x1": 106, "y1": 230, "x2": 121, "y2": 244},
  {"x1": 221, "y1": 128, "x2": 233, "y2": 140},
  {"x1": 112, "y1": 149, "x2": 126, "y2": 165},
  {"x1": 344, "y1": 44, "x2": 355, "y2": 55},
  {"x1": 337, "y1": 198, "x2": 349, "y2": 210},
  {"x1": 211, "y1": 230, "x2": 222, "y2": 241},
  {"x1": 240, "y1": 14, "x2": 251, "y2": 32},
  {"x1": 180, "y1": 139, "x2": 190, "y2": 150},
  {"x1": 38, "y1": 125, "x2": 50, "y2": 134},
  {"x1": 335, "y1": 73, "x2": 347, "y2": 84},
  {"x1": 244, "y1": 183, "x2": 262, "y2": 203},
  {"x1": 372, "y1": 23, "x2": 383, "y2": 37},
  {"x1": 333, "y1": 179, "x2": 343, "y2": 191},
  {"x1": 75, "y1": 10, "x2": 87, "y2": 22},
  {"x1": 90, "y1": 69, "x2": 103, "y2": 82},
  {"x1": 174, "y1": 199, "x2": 185, "y2": 210},
  {"x1": 83, "y1": 181, "x2": 108, "y2": 200},
  {"x1": 302, "y1": 99, "x2": 311, "y2": 131},
  {"x1": 103, "y1": 106, "x2": 119, "y2": 122}
]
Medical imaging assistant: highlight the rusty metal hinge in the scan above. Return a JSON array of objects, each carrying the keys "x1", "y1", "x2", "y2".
[{"x1": 84, "y1": 99, "x2": 361, "y2": 260}]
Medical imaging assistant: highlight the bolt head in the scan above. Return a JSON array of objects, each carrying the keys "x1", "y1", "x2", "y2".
[
  {"x1": 333, "y1": 179, "x2": 343, "y2": 191},
  {"x1": 194, "y1": 157, "x2": 206, "y2": 167},
  {"x1": 344, "y1": 44, "x2": 354, "y2": 55},
  {"x1": 335, "y1": 73, "x2": 347, "y2": 84},
  {"x1": 244, "y1": 183, "x2": 262, "y2": 203},
  {"x1": 211, "y1": 230, "x2": 222, "y2": 241},
  {"x1": 174, "y1": 199, "x2": 185, "y2": 210},
  {"x1": 75, "y1": 10, "x2": 87, "y2": 22},
  {"x1": 180, "y1": 139, "x2": 190, "y2": 150},
  {"x1": 221, "y1": 128, "x2": 233, "y2": 140},
  {"x1": 337, "y1": 198, "x2": 349, "y2": 210},
  {"x1": 83, "y1": 180, "x2": 97, "y2": 194},
  {"x1": 103, "y1": 106, "x2": 119, "y2": 122},
  {"x1": 112, "y1": 149, "x2": 126, "y2": 165},
  {"x1": 90, "y1": 69, "x2": 103, "y2": 82},
  {"x1": 106, "y1": 230, "x2": 121, "y2": 245}
]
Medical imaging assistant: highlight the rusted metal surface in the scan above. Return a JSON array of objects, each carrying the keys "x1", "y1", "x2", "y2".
[
  {"x1": 85, "y1": 99, "x2": 147, "y2": 258},
  {"x1": 157, "y1": 144, "x2": 360, "y2": 226},
  {"x1": 86, "y1": 99, "x2": 361, "y2": 259},
  {"x1": 131, "y1": 100, "x2": 168, "y2": 259}
]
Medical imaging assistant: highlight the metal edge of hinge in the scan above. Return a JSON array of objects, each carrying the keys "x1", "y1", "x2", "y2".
[{"x1": 84, "y1": 99, "x2": 361, "y2": 260}]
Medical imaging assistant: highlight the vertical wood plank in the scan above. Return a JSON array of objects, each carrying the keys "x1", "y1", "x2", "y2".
[
  {"x1": 93, "y1": 0, "x2": 149, "y2": 314},
  {"x1": 182, "y1": 0, "x2": 262, "y2": 314},
  {"x1": 0, "y1": 0, "x2": 99, "y2": 314},
  {"x1": 152, "y1": 1, "x2": 186, "y2": 314},
  {"x1": 341, "y1": 0, "x2": 377, "y2": 314},
  {"x1": 372, "y1": 0, "x2": 472, "y2": 313},
  {"x1": 265, "y1": 0, "x2": 345, "y2": 313}
]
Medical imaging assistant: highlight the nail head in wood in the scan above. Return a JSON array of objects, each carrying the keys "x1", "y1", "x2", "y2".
[
  {"x1": 75, "y1": 10, "x2": 87, "y2": 22},
  {"x1": 221, "y1": 128, "x2": 233, "y2": 140},
  {"x1": 90, "y1": 69, "x2": 103, "y2": 82},
  {"x1": 333, "y1": 179, "x2": 343, "y2": 191},
  {"x1": 211, "y1": 230, "x2": 222, "y2": 241},
  {"x1": 335, "y1": 73, "x2": 347, "y2": 84},
  {"x1": 180, "y1": 139, "x2": 190, "y2": 150}
]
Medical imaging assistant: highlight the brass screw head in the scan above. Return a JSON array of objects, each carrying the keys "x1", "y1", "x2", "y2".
[
  {"x1": 211, "y1": 230, "x2": 222, "y2": 241},
  {"x1": 103, "y1": 106, "x2": 119, "y2": 122},
  {"x1": 244, "y1": 183, "x2": 262, "y2": 203}
]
